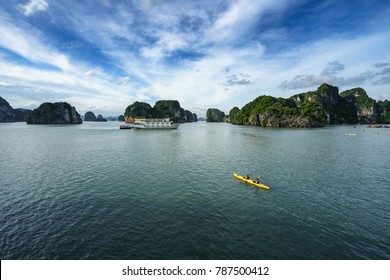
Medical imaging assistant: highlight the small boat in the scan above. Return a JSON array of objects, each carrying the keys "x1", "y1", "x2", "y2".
[
  {"x1": 233, "y1": 173, "x2": 270, "y2": 190},
  {"x1": 119, "y1": 125, "x2": 132, "y2": 129}
]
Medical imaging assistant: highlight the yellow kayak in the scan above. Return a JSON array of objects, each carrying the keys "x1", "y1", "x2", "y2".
[{"x1": 233, "y1": 173, "x2": 270, "y2": 190}]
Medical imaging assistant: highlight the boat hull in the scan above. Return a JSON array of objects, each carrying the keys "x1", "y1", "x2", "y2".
[{"x1": 233, "y1": 173, "x2": 270, "y2": 190}]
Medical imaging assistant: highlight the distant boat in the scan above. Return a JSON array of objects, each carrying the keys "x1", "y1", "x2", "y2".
[
  {"x1": 128, "y1": 118, "x2": 179, "y2": 129},
  {"x1": 119, "y1": 125, "x2": 132, "y2": 129}
]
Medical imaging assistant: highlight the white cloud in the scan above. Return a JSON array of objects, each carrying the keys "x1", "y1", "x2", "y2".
[
  {"x1": 0, "y1": 80, "x2": 13, "y2": 86},
  {"x1": 22, "y1": 0, "x2": 49, "y2": 16},
  {"x1": 0, "y1": 16, "x2": 71, "y2": 71},
  {"x1": 2, "y1": 0, "x2": 390, "y2": 116},
  {"x1": 140, "y1": 32, "x2": 188, "y2": 60},
  {"x1": 118, "y1": 76, "x2": 130, "y2": 86},
  {"x1": 207, "y1": 0, "x2": 287, "y2": 43},
  {"x1": 85, "y1": 69, "x2": 106, "y2": 77}
]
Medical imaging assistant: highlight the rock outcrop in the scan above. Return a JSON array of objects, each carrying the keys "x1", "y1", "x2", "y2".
[
  {"x1": 0, "y1": 96, "x2": 32, "y2": 122},
  {"x1": 377, "y1": 100, "x2": 390, "y2": 123},
  {"x1": 26, "y1": 102, "x2": 82, "y2": 124},
  {"x1": 228, "y1": 107, "x2": 240, "y2": 123},
  {"x1": 185, "y1": 110, "x2": 198, "y2": 122},
  {"x1": 233, "y1": 95, "x2": 323, "y2": 127},
  {"x1": 0, "y1": 96, "x2": 16, "y2": 122},
  {"x1": 84, "y1": 111, "x2": 108, "y2": 122},
  {"x1": 206, "y1": 108, "x2": 225, "y2": 122},
  {"x1": 84, "y1": 111, "x2": 97, "y2": 121},
  {"x1": 124, "y1": 100, "x2": 197, "y2": 123},
  {"x1": 14, "y1": 108, "x2": 32, "y2": 122},
  {"x1": 154, "y1": 100, "x2": 187, "y2": 123},
  {"x1": 231, "y1": 83, "x2": 390, "y2": 127},
  {"x1": 339, "y1": 88, "x2": 378, "y2": 123},
  {"x1": 124, "y1": 101, "x2": 154, "y2": 121},
  {"x1": 96, "y1": 114, "x2": 107, "y2": 122}
]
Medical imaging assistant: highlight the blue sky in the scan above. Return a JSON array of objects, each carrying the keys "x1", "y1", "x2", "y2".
[{"x1": 1, "y1": 0, "x2": 390, "y2": 116}]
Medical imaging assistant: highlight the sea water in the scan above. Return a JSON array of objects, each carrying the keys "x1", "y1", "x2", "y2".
[{"x1": 0, "y1": 122, "x2": 389, "y2": 259}]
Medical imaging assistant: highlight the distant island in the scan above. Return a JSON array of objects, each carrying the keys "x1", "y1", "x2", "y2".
[
  {"x1": 2, "y1": 84, "x2": 389, "y2": 127},
  {"x1": 226, "y1": 83, "x2": 390, "y2": 128},
  {"x1": 206, "y1": 108, "x2": 225, "y2": 122},
  {"x1": 124, "y1": 100, "x2": 197, "y2": 123},
  {"x1": 26, "y1": 102, "x2": 82, "y2": 124},
  {"x1": 84, "y1": 111, "x2": 107, "y2": 122},
  {"x1": 0, "y1": 96, "x2": 32, "y2": 122}
]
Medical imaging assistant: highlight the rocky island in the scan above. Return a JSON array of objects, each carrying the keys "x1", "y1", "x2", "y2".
[
  {"x1": 124, "y1": 100, "x2": 197, "y2": 123},
  {"x1": 84, "y1": 111, "x2": 97, "y2": 121},
  {"x1": 84, "y1": 111, "x2": 108, "y2": 122},
  {"x1": 206, "y1": 108, "x2": 225, "y2": 122},
  {"x1": 96, "y1": 114, "x2": 107, "y2": 122},
  {"x1": 229, "y1": 83, "x2": 390, "y2": 128},
  {"x1": 0, "y1": 96, "x2": 32, "y2": 122},
  {"x1": 26, "y1": 102, "x2": 82, "y2": 124}
]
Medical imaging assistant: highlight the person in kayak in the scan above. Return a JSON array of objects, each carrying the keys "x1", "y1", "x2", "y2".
[
  {"x1": 256, "y1": 177, "x2": 260, "y2": 184},
  {"x1": 245, "y1": 174, "x2": 250, "y2": 179}
]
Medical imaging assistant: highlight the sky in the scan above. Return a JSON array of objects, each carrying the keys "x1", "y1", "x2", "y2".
[{"x1": 1, "y1": 0, "x2": 390, "y2": 117}]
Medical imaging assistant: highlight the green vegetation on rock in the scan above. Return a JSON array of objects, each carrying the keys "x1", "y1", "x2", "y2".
[
  {"x1": 228, "y1": 107, "x2": 240, "y2": 123},
  {"x1": 340, "y1": 87, "x2": 378, "y2": 123},
  {"x1": 233, "y1": 95, "x2": 318, "y2": 127},
  {"x1": 377, "y1": 100, "x2": 390, "y2": 123},
  {"x1": 124, "y1": 100, "x2": 195, "y2": 123},
  {"x1": 154, "y1": 100, "x2": 186, "y2": 122},
  {"x1": 206, "y1": 108, "x2": 225, "y2": 122},
  {"x1": 124, "y1": 101, "x2": 153, "y2": 119},
  {"x1": 230, "y1": 83, "x2": 389, "y2": 127}
]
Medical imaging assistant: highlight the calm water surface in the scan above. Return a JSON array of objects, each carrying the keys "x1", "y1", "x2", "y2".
[{"x1": 0, "y1": 122, "x2": 389, "y2": 259}]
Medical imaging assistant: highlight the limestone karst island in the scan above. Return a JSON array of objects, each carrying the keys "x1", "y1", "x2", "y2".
[{"x1": 1, "y1": 84, "x2": 389, "y2": 127}]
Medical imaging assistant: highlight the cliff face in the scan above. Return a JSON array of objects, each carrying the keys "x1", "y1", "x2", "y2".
[
  {"x1": 377, "y1": 100, "x2": 390, "y2": 123},
  {"x1": 206, "y1": 108, "x2": 225, "y2": 122},
  {"x1": 340, "y1": 88, "x2": 378, "y2": 123},
  {"x1": 233, "y1": 95, "x2": 324, "y2": 128},
  {"x1": 292, "y1": 84, "x2": 341, "y2": 124},
  {"x1": 0, "y1": 96, "x2": 16, "y2": 122},
  {"x1": 232, "y1": 83, "x2": 389, "y2": 127},
  {"x1": 26, "y1": 102, "x2": 82, "y2": 124},
  {"x1": 227, "y1": 107, "x2": 240, "y2": 123},
  {"x1": 124, "y1": 100, "x2": 196, "y2": 123},
  {"x1": 192, "y1": 113, "x2": 198, "y2": 122},
  {"x1": 0, "y1": 96, "x2": 32, "y2": 122}
]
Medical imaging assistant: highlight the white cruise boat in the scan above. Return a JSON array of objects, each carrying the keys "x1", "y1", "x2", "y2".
[{"x1": 128, "y1": 118, "x2": 179, "y2": 129}]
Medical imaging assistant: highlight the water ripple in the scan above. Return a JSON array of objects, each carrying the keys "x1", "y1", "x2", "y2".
[{"x1": 0, "y1": 123, "x2": 389, "y2": 259}]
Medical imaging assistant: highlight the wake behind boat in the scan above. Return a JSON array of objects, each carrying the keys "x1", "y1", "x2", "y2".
[
  {"x1": 233, "y1": 173, "x2": 270, "y2": 190},
  {"x1": 128, "y1": 118, "x2": 179, "y2": 129}
]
